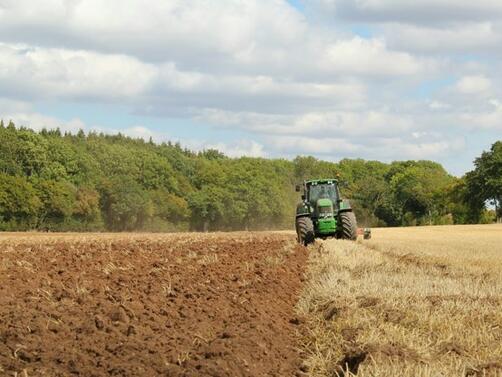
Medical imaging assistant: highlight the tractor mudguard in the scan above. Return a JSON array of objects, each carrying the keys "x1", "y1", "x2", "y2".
[
  {"x1": 338, "y1": 199, "x2": 353, "y2": 212},
  {"x1": 296, "y1": 203, "x2": 310, "y2": 217}
]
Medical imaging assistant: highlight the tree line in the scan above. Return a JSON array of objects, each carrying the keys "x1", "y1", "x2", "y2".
[{"x1": 0, "y1": 120, "x2": 499, "y2": 231}]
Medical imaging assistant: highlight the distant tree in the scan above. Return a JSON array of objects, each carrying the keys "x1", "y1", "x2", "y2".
[
  {"x1": 0, "y1": 173, "x2": 41, "y2": 229},
  {"x1": 466, "y1": 141, "x2": 502, "y2": 222},
  {"x1": 387, "y1": 161, "x2": 456, "y2": 225},
  {"x1": 188, "y1": 185, "x2": 226, "y2": 231},
  {"x1": 447, "y1": 179, "x2": 481, "y2": 224},
  {"x1": 73, "y1": 186, "x2": 102, "y2": 225},
  {"x1": 293, "y1": 156, "x2": 322, "y2": 182},
  {"x1": 99, "y1": 176, "x2": 153, "y2": 231},
  {"x1": 0, "y1": 123, "x2": 482, "y2": 231},
  {"x1": 35, "y1": 179, "x2": 76, "y2": 228},
  {"x1": 16, "y1": 130, "x2": 49, "y2": 177},
  {"x1": 150, "y1": 189, "x2": 190, "y2": 225},
  {"x1": 199, "y1": 149, "x2": 226, "y2": 160}
]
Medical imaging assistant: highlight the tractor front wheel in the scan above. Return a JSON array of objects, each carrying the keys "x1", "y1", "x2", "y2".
[
  {"x1": 296, "y1": 216, "x2": 315, "y2": 246},
  {"x1": 339, "y1": 211, "x2": 358, "y2": 240}
]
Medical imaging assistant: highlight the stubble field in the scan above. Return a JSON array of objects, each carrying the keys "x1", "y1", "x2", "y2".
[
  {"x1": 298, "y1": 224, "x2": 502, "y2": 376},
  {"x1": 0, "y1": 225, "x2": 501, "y2": 377}
]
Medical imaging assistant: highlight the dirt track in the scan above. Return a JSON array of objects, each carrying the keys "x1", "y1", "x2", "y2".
[{"x1": 0, "y1": 233, "x2": 307, "y2": 377}]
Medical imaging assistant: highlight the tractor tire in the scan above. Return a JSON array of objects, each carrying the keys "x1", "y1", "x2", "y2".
[
  {"x1": 339, "y1": 211, "x2": 358, "y2": 240},
  {"x1": 296, "y1": 216, "x2": 315, "y2": 246}
]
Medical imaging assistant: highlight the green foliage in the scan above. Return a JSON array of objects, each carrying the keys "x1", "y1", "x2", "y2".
[
  {"x1": 0, "y1": 121, "x2": 494, "y2": 231},
  {"x1": 150, "y1": 189, "x2": 189, "y2": 225},
  {"x1": 465, "y1": 141, "x2": 502, "y2": 222},
  {"x1": 99, "y1": 175, "x2": 153, "y2": 231},
  {"x1": 35, "y1": 179, "x2": 76, "y2": 225},
  {"x1": 0, "y1": 173, "x2": 41, "y2": 229},
  {"x1": 73, "y1": 186, "x2": 103, "y2": 227},
  {"x1": 387, "y1": 161, "x2": 456, "y2": 225}
]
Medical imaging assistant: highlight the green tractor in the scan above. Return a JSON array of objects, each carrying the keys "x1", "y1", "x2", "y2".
[{"x1": 295, "y1": 179, "x2": 358, "y2": 245}]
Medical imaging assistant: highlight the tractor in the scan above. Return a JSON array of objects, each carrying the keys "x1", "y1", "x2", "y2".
[{"x1": 295, "y1": 179, "x2": 358, "y2": 245}]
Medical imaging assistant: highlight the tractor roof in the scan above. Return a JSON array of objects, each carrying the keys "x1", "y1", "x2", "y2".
[{"x1": 305, "y1": 179, "x2": 338, "y2": 185}]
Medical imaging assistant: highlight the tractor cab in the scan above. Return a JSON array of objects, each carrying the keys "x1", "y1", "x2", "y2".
[{"x1": 305, "y1": 180, "x2": 340, "y2": 209}]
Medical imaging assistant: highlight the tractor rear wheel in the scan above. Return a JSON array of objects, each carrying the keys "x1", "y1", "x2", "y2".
[
  {"x1": 296, "y1": 216, "x2": 315, "y2": 246},
  {"x1": 339, "y1": 211, "x2": 358, "y2": 240}
]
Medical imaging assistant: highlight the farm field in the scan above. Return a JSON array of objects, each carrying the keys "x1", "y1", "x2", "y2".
[
  {"x1": 0, "y1": 232, "x2": 307, "y2": 377},
  {"x1": 298, "y1": 224, "x2": 502, "y2": 376},
  {"x1": 0, "y1": 225, "x2": 501, "y2": 377}
]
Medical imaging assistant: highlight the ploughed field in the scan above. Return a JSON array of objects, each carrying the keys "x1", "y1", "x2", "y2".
[{"x1": 0, "y1": 232, "x2": 307, "y2": 377}]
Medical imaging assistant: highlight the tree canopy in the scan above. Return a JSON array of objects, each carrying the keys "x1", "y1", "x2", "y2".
[
  {"x1": 0, "y1": 121, "x2": 497, "y2": 231},
  {"x1": 465, "y1": 141, "x2": 502, "y2": 222}
]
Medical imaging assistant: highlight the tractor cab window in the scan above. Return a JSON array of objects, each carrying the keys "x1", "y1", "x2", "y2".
[{"x1": 308, "y1": 184, "x2": 338, "y2": 205}]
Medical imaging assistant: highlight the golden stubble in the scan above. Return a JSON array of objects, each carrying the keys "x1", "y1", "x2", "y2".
[{"x1": 297, "y1": 224, "x2": 502, "y2": 377}]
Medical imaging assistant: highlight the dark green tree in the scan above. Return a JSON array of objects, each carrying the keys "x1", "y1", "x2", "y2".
[
  {"x1": 465, "y1": 141, "x2": 502, "y2": 222},
  {"x1": 0, "y1": 173, "x2": 41, "y2": 229}
]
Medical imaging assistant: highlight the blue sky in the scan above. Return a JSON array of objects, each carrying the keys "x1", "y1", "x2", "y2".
[{"x1": 1, "y1": 0, "x2": 502, "y2": 176}]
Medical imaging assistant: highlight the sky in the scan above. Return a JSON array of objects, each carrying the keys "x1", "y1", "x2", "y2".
[{"x1": 1, "y1": 0, "x2": 501, "y2": 176}]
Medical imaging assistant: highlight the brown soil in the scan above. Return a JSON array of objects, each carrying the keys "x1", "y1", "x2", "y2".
[{"x1": 0, "y1": 232, "x2": 307, "y2": 377}]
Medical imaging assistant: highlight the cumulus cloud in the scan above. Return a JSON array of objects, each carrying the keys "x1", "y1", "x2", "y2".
[
  {"x1": 311, "y1": 0, "x2": 502, "y2": 24},
  {"x1": 458, "y1": 99, "x2": 502, "y2": 130},
  {"x1": 429, "y1": 101, "x2": 451, "y2": 110},
  {"x1": 1, "y1": 111, "x2": 87, "y2": 134},
  {"x1": 268, "y1": 135, "x2": 361, "y2": 156},
  {"x1": 0, "y1": 43, "x2": 156, "y2": 100},
  {"x1": 0, "y1": 0, "x2": 501, "y2": 172},
  {"x1": 383, "y1": 22, "x2": 502, "y2": 54},
  {"x1": 205, "y1": 140, "x2": 267, "y2": 158},
  {"x1": 320, "y1": 37, "x2": 432, "y2": 76},
  {"x1": 197, "y1": 108, "x2": 413, "y2": 138},
  {"x1": 456, "y1": 75, "x2": 492, "y2": 95},
  {"x1": 122, "y1": 126, "x2": 155, "y2": 140},
  {"x1": 266, "y1": 133, "x2": 466, "y2": 161}
]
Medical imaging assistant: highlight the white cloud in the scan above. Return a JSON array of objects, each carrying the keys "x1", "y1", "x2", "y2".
[
  {"x1": 383, "y1": 22, "x2": 502, "y2": 54},
  {"x1": 0, "y1": 1, "x2": 433, "y2": 79},
  {"x1": 374, "y1": 137, "x2": 466, "y2": 160},
  {"x1": 0, "y1": 98, "x2": 32, "y2": 113},
  {"x1": 122, "y1": 126, "x2": 155, "y2": 140},
  {"x1": 429, "y1": 101, "x2": 450, "y2": 110},
  {"x1": 197, "y1": 108, "x2": 412, "y2": 138},
  {"x1": 269, "y1": 135, "x2": 361, "y2": 155},
  {"x1": 311, "y1": 0, "x2": 502, "y2": 23},
  {"x1": 265, "y1": 133, "x2": 466, "y2": 161},
  {"x1": 208, "y1": 140, "x2": 266, "y2": 158},
  {"x1": 2, "y1": 111, "x2": 86, "y2": 133},
  {"x1": 0, "y1": 0, "x2": 500, "y2": 173},
  {"x1": 321, "y1": 37, "x2": 430, "y2": 76},
  {"x1": 183, "y1": 139, "x2": 267, "y2": 158},
  {"x1": 456, "y1": 75, "x2": 492, "y2": 94},
  {"x1": 458, "y1": 99, "x2": 502, "y2": 130},
  {"x1": 0, "y1": 43, "x2": 156, "y2": 100},
  {"x1": 0, "y1": 0, "x2": 308, "y2": 70}
]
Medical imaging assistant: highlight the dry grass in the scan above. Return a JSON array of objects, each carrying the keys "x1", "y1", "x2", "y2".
[{"x1": 297, "y1": 224, "x2": 502, "y2": 377}]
